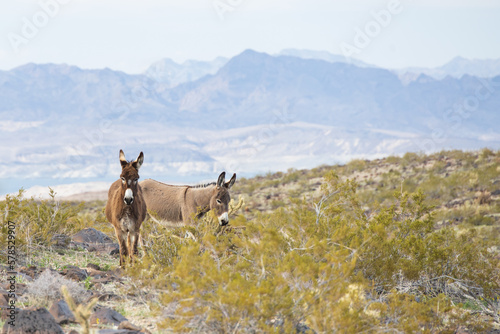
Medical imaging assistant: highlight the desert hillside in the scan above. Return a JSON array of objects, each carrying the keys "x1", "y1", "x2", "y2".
[{"x1": 1, "y1": 148, "x2": 499, "y2": 333}]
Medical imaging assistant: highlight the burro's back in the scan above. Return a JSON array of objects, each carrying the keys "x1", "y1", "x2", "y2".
[
  {"x1": 140, "y1": 179, "x2": 186, "y2": 223},
  {"x1": 140, "y1": 172, "x2": 236, "y2": 226}
]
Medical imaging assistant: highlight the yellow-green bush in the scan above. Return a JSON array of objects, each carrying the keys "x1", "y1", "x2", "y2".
[{"x1": 0, "y1": 189, "x2": 83, "y2": 258}]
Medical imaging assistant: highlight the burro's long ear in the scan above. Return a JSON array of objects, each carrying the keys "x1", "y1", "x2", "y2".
[
  {"x1": 132, "y1": 152, "x2": 144, "y2": 170},
  {"x1": 119, "y1": 150, "x2": 128, "y2": 169},
  {"x1": 225, "y1": 173, "x2": 236, "y2": 189},
  {"x1": 216, "y1": 171, "x2": 226, "y2": 188}
]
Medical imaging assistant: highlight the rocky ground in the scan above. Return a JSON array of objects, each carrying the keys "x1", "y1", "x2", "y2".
[{"x1": 0, "y1": 228, "x2": 159, "y2": 333}]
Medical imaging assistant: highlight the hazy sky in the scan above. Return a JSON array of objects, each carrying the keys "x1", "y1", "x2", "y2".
[{"x1": 0, "y1": 0, "x2": 499, "y2": 73}]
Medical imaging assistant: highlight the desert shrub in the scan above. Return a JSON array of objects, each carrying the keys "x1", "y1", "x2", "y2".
[
  {"x1": 479, "y1": 148, "x2": 495, "y2": 160},
  {"x1": 270, "y1": 199, "x2": 285, "y2": 209},
  {"x1": 0, "y1": 189, "x2": 84, "y2": 259},
  {"x1": 417, "y1": 173, "x2": 448, "y2": 203},
  {"x1": 282, "y1": 168, "x2": 300, "y2": 184},
  {"x1": 24, "y1": 269, "x2": 89, "y2": 307},
  {"x1": 317, "y1": 173, "x2": 500, "y2": 320},
  {"x1": 345, "y1": 159, "x2": 367, "y2": 173},
  {"x1": 430, "y1": 160, "x2": 448, "y2": 174},
  {"x1": 72, "y1": 208, "x2": 114, "y2": 237},
  {"x1": 446, "y1": 149, "x2": 470, "y2": 161},
  {"x1": 402, "y1": 152, "x2": 424, "y2": 166},
  {"x1": 385, "y1": 155, "x2": 401, "y2": 164},
  {"x1": 477, "y1": 164, "x2": 500, "y2": 189},
  {"x1": 310, "y1": 164, "x2": 331, "y2": 178},
  {"x1": 465, "y1": 213, "x2": 495, "y2": 226},
  {"x1": 401, "y1": 177, "x2": 418, "y2": 194}
]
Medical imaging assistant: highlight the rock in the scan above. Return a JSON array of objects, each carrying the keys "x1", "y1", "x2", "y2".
[
  {"x1": 90, "y1": 307, "x2": 128, "y2": 326},
  {"x1": 18, "y1": 266, "x2": 42, "y2": 280},
  {"x1": 17, "y1": 272, "x2": 33, "y2": 283},
  {"x1": 97, "y1": 293, "x2": 121, "y2": 302},
  {"x1": 51, "y1": 233, "x2": 71, "y2": 247},
  {"x1": 92, "y1": 277, "x2": 114, "y2": 285},
  {"x1": 1, "y1": 307, "x2": 64, "y2": 334},
  {"x1": 70, "y1": 229, "x2": 119, "y2": 255},
  {"x1": 48, "y1": 299, "x2": 76, "y2": 325},
  {"x1": 73, "y1": 228, "x2": 113, "y2": 244},
  {"x1": 88, "y1": 243, "x2": 120, "y2": 255},
  {"x1": 16, "y1": 283, "x2": 28, "y2": 295},
  {"x1": 88, "y1": 269, "x2": 104, "y2": 278},
  {"x1": 0, "y1": 304, "x2": 22, "y2": 322},
  {"x1": 118, "y1": 321, "x2": 152, "y2": 334},
  {"x1": 445, "y1": 197, "x2": 468, "y2": 208},
  {"x1": 59, "y1": 266, "x2": 88, "y2": 282},
  {"x1": 69, "y1": 241, "x2": 90, "y2": 251},
  {"x1": 118, "y1": 321, "x2": 142, "y2": 331},
  {"x1": 0, "y1": 283, "x2": 28, "y2": 301},
  {"x1": 87, "y1": 263, "x2": 101, "y2": 271},
  {"x1": 296, "y1": 322, "x2": 315, "y2": 333},
  {"x1": 98, "y1": 330, "x2": 142, "y2": 334},
  {"x1": 0, "y1": 288, "x2": 9, "y2": 304}
]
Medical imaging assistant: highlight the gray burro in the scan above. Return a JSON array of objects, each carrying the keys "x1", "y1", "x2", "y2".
[{"x1": 140, "y1": 171, "x2": 236, "y2": 227}]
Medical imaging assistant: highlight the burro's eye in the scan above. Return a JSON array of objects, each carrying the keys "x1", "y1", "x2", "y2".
[
  {"x1": 121, "y1": 177, "x2": 125, "y2": 184},
  {"x1": 216, "y1": 199, "x2": 222, "y2": 204},
  {"x1": 134, "y1": 178, "x2": 138, "y2": 185}
]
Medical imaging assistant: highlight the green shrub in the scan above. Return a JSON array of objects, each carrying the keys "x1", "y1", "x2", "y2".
[
  {"x1": 0, "y1": 189, "x2": 83, "y2": 259},
  {"x1": 402, "y1": 152, "x2": 424, "y2": 165},
  {"x1": 346, "y1": 159, "x2": 367, "y2": 173},
  {"x1": 479, "y1": 148, "x2": 495, "y2": 160},
  {"x1": 385, "y1": 155, "x2": 401, "y2": 164}
]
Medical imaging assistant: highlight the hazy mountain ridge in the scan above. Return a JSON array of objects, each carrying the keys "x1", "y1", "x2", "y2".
[
  {"x1": 144, "y1": 56, "x2": 228, "y2": 88},
  {"x1": 144, "y1": 49, "x2": 500, "y2": 88},
  {"x1": 396, "y1": 56, "x2": 500, "y2": 80},
  {"x1": 277, "y1": 49, "x2": 374, "y2": 68}
]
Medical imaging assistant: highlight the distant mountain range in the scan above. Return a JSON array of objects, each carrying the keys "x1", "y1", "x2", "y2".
[
  {"x1": 396, "y1": 56, "x2": 500, "y2": 81},
  {"x1": 1, "y1": 49, "x2": 499, "y2": 195},
  {"x1": 277, "y1": 49, "x2": 374, "y2": 68},
  {"x1": 145, "y1": 56, "x2": 228, "y2": 87},
  {"x1": 144, "y1": 49, "x2": 500, "y2": 88}
]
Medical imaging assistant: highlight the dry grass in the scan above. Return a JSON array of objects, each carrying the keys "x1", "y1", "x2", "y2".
[{"x1": 24, "y1": 269, "x2": 89, "y2": 307}]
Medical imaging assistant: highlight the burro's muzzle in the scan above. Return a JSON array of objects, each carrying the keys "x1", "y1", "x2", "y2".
[
  {"x1": 218, "y1": 212, "x2": 229, "y2": 226},
  {"x1": 124, "y1": 188, "x2": 134, "y2": 205}
]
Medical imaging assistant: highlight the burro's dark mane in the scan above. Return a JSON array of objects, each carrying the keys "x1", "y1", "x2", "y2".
[
  {"x1": 146, "y1": 179, "x2": 216, "y2": 189},
  {"x1": 191, "y1": 182, "x2": 216, "y2": 189}
]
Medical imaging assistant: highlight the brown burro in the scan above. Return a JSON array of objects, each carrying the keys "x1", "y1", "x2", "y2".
[
  {"x1": 140, "y1": 172, "x2": 236, "y2": 227},
  {"x1": 105, "y1": 150, "x2": 147, "y2": 267}
]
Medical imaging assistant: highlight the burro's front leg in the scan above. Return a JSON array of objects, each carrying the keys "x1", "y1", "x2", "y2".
[
  {"x1": 114, "y1": 228, "x2": 128, "y2": 268},
  {"x1": 127, "y1": 229, "x2": 139, "y2": 263},
  {"x1": 132, "y1": 231, "x2": 140, "y2": 256}
]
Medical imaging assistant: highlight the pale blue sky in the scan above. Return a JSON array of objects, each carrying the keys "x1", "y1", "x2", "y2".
[{"x1": 0, "y1": 0, "x2": 499, "y2": 73}]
